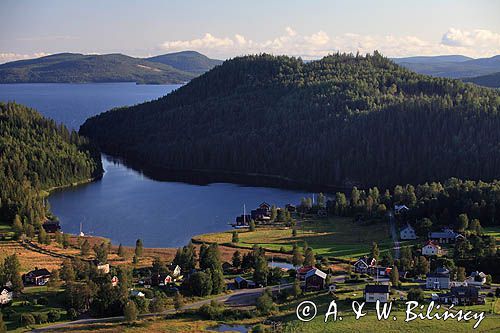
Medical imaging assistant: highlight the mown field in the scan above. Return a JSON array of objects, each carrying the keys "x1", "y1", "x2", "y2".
[
  {"x1": 193, "y1": 217, "x2": 393, "y2": 259},
  {"x1": 277, "y1": 288, "x2": 500, "y2": 333}
]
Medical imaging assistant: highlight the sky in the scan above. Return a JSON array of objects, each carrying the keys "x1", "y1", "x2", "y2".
[{"x1": 1, "y1": 0, "x2": 499, "y2": 63}]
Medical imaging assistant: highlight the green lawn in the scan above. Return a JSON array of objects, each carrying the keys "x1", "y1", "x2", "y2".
[
  {"x1": 194, "y1": 217, "x2": 392, "y2": 259},
  {"x1": 277, "y1": 291, "x2": 500, "y2": 332},
  {"x1": 3, "y1": 286, "x2": 68, "y2": 332},
  {"x1": 484, "y1": 226, "x2": 500, "y2": 243}
]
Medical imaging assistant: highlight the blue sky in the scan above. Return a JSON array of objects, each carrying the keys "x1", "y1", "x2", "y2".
[{"x1": 1, "y1": 0, "x2": 499, "y2": 62}]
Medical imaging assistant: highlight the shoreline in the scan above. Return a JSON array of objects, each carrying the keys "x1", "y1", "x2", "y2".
[{"x1": 103, "y1": 152, "x2": 359, "y2": 192}]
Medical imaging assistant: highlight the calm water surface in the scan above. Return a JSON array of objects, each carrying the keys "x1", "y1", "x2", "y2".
[{"x1": 0, "y1": 83, "x2": 311, "y2": 247}]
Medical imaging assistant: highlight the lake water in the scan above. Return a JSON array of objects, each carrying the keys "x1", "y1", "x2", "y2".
[
  {"x1": 0, "y1": 83, "x2": 311, "y2": 247},
  {"x1": 0, "y1": 82, "x2": 178, "y2": 129}
]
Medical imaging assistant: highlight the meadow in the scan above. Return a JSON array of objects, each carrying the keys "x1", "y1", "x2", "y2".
[{"x1": 193, "y1": 217, "x2": 393, "y2": 259}]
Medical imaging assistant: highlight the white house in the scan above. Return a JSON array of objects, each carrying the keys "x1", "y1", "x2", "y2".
[
  {"x1": 400, "y1": 224, "x2": 417, "y2": 240},
  {"x1": 364, "y1": 284, "x2": 390, "y2": 303},
  {"x1": 422, "y1": 241, "x2": 441, "y2": 256},
  {"x1": 0, "y1": 287, "x2": 13, "y2": 305},
  {"x1": 426, "y1": 267, "x2": 450, "y2": 289},
  {"x1": 467, "y1": 271, "x2": 487, "y2": 287}
]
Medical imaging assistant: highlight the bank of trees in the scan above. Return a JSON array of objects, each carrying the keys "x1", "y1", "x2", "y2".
[{"x1": 0, "y1": 102, "x2": 102, "y2": 231}]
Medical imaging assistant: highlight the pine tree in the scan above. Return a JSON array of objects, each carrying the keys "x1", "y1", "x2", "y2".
[
  {"x1": 389, "y1": 266, "x2": 400, "y2": 286},
  {"x1": 0, "y1": 311, "x2": 6, "y2": 333},
  {"x1": 292, "y1": 279, "x2": 302, "y2": 298},
  {"x1": 232, "y1": 231, "x2": 239, "y2": 243},
  {"x1": 118, "y1": 243, "x2": 125, "y2": 257},
  {"x1": 124, "y1": 301, "x2": 138, "y2": 323},
  {"x1": 12, "y1": 215, "x2": 23, "y2": 240},
  {"x1": 370, "y1": 242, "x2": 380, "y2": 260},
  {"x1": 80, "y1": 239, "x2": 90, "y2": 256},
  {"x1": 135, "y1": 239, "x2": 143, "y2": 257},
  {"x1": 173, "y1": 291, "x2": 184, "y2": 312},
  {"x1": 249, "y1": 220, "x2": 256, "y2": 231},
  {"x1": 303, "y1": 248, "x2": 316, "y2": 267},
  {"x1": 232, "y1": 251, "x2": 242, "y2": 269},
  {"x1": 292, "y1": 244, "x2": 304, "y2": 267}
]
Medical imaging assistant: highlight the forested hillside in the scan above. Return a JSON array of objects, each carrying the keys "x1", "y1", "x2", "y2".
[
  {"x1": 0, "y1": 102, "x2": 102, "y2": 225},
  {"x1": 463, "y1": 71, "x2": 500, "y2": 88},
  {"x1": 147, "y1": 51, "x2": 222, "y2": 75},
  {"x1": 0, "y1": 53, "x2": 195, "y2": 84},
  {"x1": 80, "y1": 52, "x2": 500, "y2": 189}
]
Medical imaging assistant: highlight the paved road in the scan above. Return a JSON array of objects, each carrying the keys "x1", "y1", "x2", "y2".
[
  {"x1": 387, "y1": 212, "x2": 400, "y2": 259},
  {"x1": 30, "y1": 283, "x2": 293, "y2": 332}
]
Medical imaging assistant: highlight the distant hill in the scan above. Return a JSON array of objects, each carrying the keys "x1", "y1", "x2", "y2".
[
  {"x1": 80, "y1": 53, "x2": 500, "y2": 189},
  {"x1": 392, "y1": 55, "x2": 473, "y2": 64},
  {"x1": 393, "y1": 55, "x2": 500, "y2": 79},
  {"x1": 0, "y1": 53, "x2": 196, "y2": 84},
  {"x1": 463, "y1": 71, "x2": 500, "y2": 88},
  {"x1": 146, "y1": 51, "x2": 222, "y2": 75}
]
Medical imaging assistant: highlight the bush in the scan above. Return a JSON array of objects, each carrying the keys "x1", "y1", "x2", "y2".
[
  {"x1": 34, "y1": 312, "x2": 48, "y2": 324},
  {"x1": 198, "y1": 300, "x2": 224, "y2": 320},
  {"x1": 407, "y1": 288, "x2": 425, "y2": 302},
  {"x1": 68, "y1": 308, "x2": 78, "y2": 320},
  {"x1": 37, "y1": 296, "x2": 49, "y2": 305},
  {"x1": 48, "y1": 310, "x2": 61, "y2": 322},
  {"x1": 124, "y1": 301, "x2": 138, "y2": 323},
  {"x1": 20, "y1": 313, "x2": 35, "y2": 326},
  {"x1": 252, "y1": 324, "x2": 265, "y2": 333},
  {"x1": 256, "y1": 289, "x2": 275, "y2": 315},
  {"x1": 143, "y1": 289, "x2": 154, "y2": 299}
]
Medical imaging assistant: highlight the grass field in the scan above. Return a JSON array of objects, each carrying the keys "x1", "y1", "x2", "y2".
[
  {"x1": 4, "y1": 286, "x2": 69, "y2": 332},
  {"x1": 193, "y1": 217, "x2": 393, "y2": 259},
  {"x1": 278, "y1": 290, "x2": 500, "y2": 333},
  {"x1": 484, "y1": 226, "x2": 500, "y2": 243}
]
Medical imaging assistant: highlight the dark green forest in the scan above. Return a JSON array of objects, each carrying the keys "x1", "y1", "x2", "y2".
[
  {"x1": 464, "y1": 71, "x2": 500, "y2": 88},
  {"x1": 0, "y1": 53, "x2": 195, "y2": 84},
  {"x1": 80, "y1": 52, "x2": 500, "y2": 189},
  {"x1": 0, "y1": 102, "x2": 102, "y2": 226}
]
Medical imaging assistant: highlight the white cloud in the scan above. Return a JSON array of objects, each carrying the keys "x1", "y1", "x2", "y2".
[
  {"x1": 441, "y1": 28, "x2": 500, "y2": 49},
  {"x1": 0, "y1": 52, "x2": 51, "y2": 64},
  {"x1": 159, "y1": 27, "x2": 500, "y2": 59}
]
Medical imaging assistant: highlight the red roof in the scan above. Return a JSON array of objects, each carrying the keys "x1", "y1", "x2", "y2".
[{"x1": 298, "y1": 266, "x2": 315, "y2": 274}]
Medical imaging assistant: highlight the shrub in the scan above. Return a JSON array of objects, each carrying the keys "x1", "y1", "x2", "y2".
[
  {"x1": 198, "y1": 300, "x2": 224, "y2": 320},
  {"x1": 407, "y1": 288, "x2": 425, "y2": 302},
  {"x1": 68, "y1": 308, "x2": 78, "y2": 320},
  {"x1": 20, "y1": 313, "x2": 35, "y2": 326},
  {"x1": 48, "y1": 310, "x2": 61, "y2": 322},
  {"x1": 37, "y1": 296, "x2": 49, "y2": 305},
  {"x1": 34, "y1": 312, "x2": 48, "y2": 324},
  {"x1": 124, "y1": 301, "x2": 138, "y2": 323}
]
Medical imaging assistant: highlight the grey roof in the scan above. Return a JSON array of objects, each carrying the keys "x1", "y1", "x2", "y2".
[
  {"x1": 429, "y1": 229, "x2": 458, "y2": 239},
  {"x1": 365, "y1": 285, "x2": 389, "y2": 293},
  {"x1": 305, "y1": 268, "x2": 327, "y2": 280}
]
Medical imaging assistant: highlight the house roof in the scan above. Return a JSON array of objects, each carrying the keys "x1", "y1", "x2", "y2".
[
  {"x1": 297, "y1": 266, "x2": 315, "y2": 274},
  {"x1": 451, "y1": 286, "x2": 479, "y2": 297},
  {"x1": 429, "y1": 229, "x2": 458, "y2": 239},
  {"x1": 365, "y1": 285, "x2": 389, "y2": 293},
  {"x1": 234, "y1": 276, "x2": 246, "y2": 283},
  {"x1": 426, "y1": 272, "x2": 450, "y2": 278},
  {"x1": 423, "y1": 240, "x2": 440, "y2": 248},
  {"x1": 305, "y1": 268, "x2": 327, "y2": 280},
  {"x1": 27, "y1": 268, "x2": 51, "y2": 277}
]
